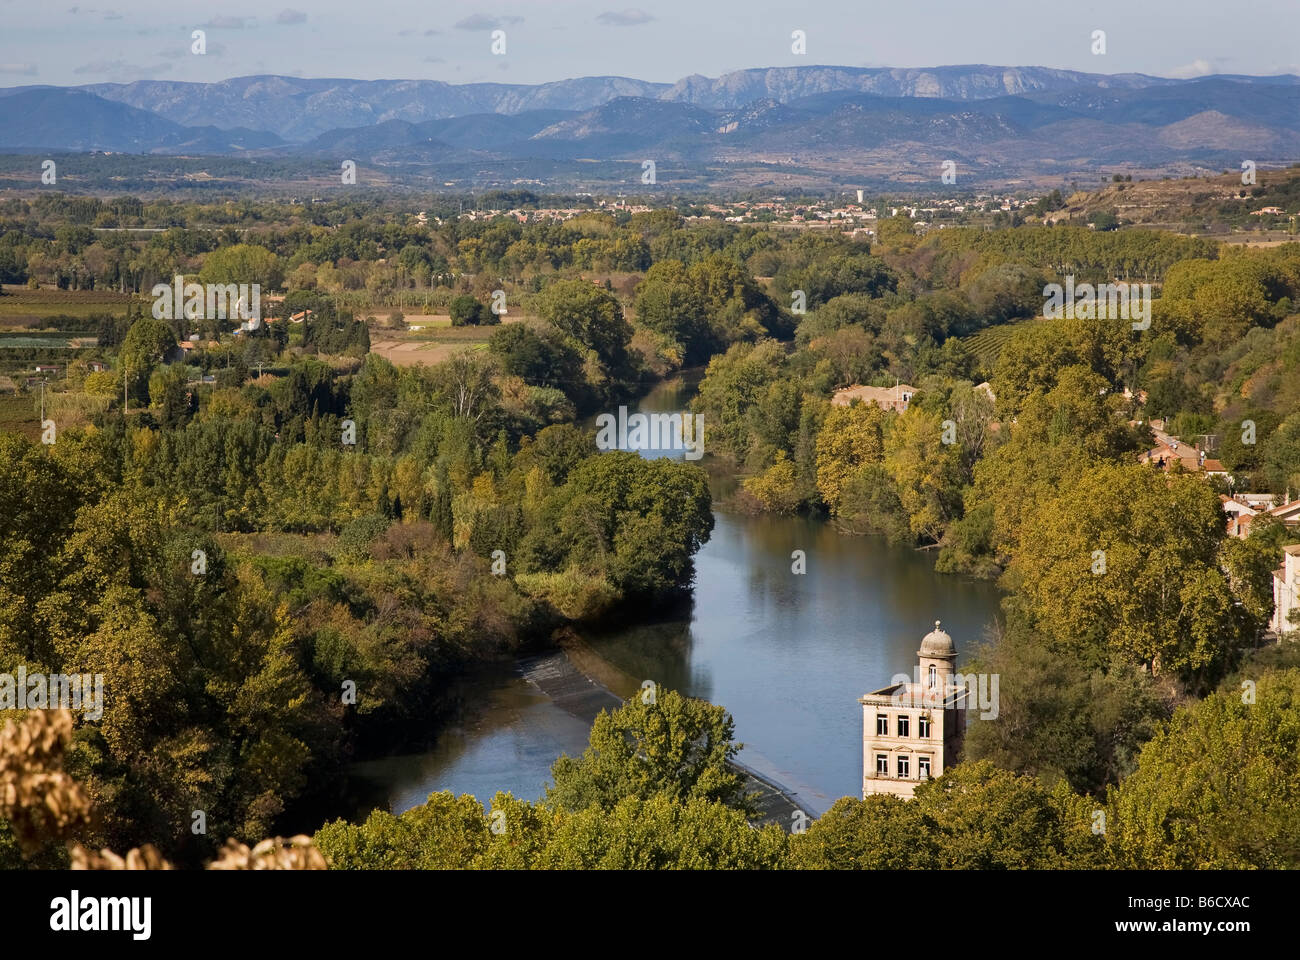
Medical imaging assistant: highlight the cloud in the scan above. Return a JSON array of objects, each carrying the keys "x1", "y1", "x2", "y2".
[
  {"x1": 72, "y1": 59, "x2": 173, "y2": 80},
  {"x1": 596, "y1": 9, "x2": 654, "y2": 26},
  {"x1": 102, "y1": 9, "x2": 122, "y2": 19},
  {"x1": 203, "y1": 15, "x2": 254, "y2": 29},
  {"x1": 276, "y1": 9, "x2": 306, "y2": 24},
  {"x1": 423, "y1": 28, "x2": 441, "y2": 35},
  {"x1": 454, "y1": 13, "x2": 521, "y2": 30},
  {"x1": 1165, "y1": 59, "x2": 1217, "y2": 79},
  {"x1": 0, "y1": 63, "x2": 37, "y2": 75}
]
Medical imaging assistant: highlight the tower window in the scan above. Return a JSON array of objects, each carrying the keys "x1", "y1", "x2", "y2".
[
  {"x1": 928, "y1": 664, "x2": 937, "y2": 688},
  {"x1": 876, "y1": 754, "x2": 888, "y2": 776},
  {"x1": 876, "y1": 714, "x2": 888, "y2": 735},
  {"x1": 918, "y1": 716, "x2": 931, "y2": 738},
  {"x1": 897, "y1": 715, "x2": 910, "y2": 737},
  {"x1": 897, "y1": 755, "x2": 910, "y2": 778}
]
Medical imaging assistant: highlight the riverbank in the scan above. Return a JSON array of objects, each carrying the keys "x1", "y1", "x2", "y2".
[{"x1": 343, "y1": 371, "x2": 1004, "y2": 823}]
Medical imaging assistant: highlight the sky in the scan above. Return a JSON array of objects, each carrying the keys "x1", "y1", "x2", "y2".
[{"x1": 1, "y1": 0, "x2": 1298, "y2": 88}]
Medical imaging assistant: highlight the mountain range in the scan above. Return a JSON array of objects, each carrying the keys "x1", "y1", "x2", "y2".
[{"x1": 3, "y1": 65, "x2": 1300, "y2": 189}]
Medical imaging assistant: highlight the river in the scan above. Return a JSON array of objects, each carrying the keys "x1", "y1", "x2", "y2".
[{"x1": 349, "y1": 372, "x2": 1004, "y2": 816}]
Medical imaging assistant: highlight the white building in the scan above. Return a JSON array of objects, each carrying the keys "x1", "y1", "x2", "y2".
[
  {"x1": 1271, "y1": 544, "x2": 1300, "y2": 637},
  {"x1": 859, "y1": 621, "x2": 968, "y2": 800}
]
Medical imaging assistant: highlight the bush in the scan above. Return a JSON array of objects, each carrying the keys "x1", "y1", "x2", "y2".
[{"x1": 336, "y1": 513, "x2": 391, "y2": 562}]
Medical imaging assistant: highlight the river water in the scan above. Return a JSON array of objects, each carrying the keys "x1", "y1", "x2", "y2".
[{"x1": 350, "y1": 372, "x2": 1004, "y2": 816}]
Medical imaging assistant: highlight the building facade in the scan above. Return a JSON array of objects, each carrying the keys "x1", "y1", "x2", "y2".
[
  {"x1": 1272, "y1": 544, "x2": 1300, "y2": 637},
  {"x1": 859, "y1": 621, "x2": 968, "y2": 800}
]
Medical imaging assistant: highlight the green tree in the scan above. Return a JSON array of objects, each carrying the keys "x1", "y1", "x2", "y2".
[
  {"x1": 535, "y1": 278, "x2": 632, "y2": 378},
  {"x1": 449, "y1": 294, "x2": 493, "y2": 327},
  {"x1": 814, "y1": 401, "x2": 886, "y2": 514},
  {"x1": 120, "y1": 316, "x2": 176, "y2": 394},
  {"x1": 199, "y1": 243, "x2": 283, "y2": 290},
  {"x1": 1108, "y1": 669, "x2": 1300, "y2": 868},
  {"x1": 547, "y1": 689, "x2": 753, "y2": 815},
  {"x1": 1008, "y1": 462, "x2": 1253, "y2": 682},
  {"x1": 791, "y1": 761, "x2": 1106, "y2": 869},
  {"x1": 962, "y1": 619, "x2": 1170, "y2": 794}
]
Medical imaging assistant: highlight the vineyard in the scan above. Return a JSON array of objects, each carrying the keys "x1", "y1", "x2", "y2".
[
  {"x1": 0, "y1": 286, "x2": 137, "y2": 323},
  {"x1": 963, "y1": 317, "x2": 1045, "y2": 373}
]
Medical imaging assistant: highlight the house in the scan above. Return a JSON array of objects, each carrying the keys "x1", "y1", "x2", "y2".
[
  {"x1": 33, "y1": 364, "x2": 61, "y2": 375},
  {"x1": 1222, "y1": 495, "x2": 1260, "y2": 538},
  {"x1": 1251, "y1": 206, "x2": 1285, "y2": 216},
  {"x1": 290, "y1": 310, "x2": 313, "y2": 323},
  {"x1": 1141, "y1": 430, "x2": 1227, "y2": 477},
  {"x1": 832, "y1": 382, "x2": 916, "y2": 413},
  {"x1": 1141, "y1": 439, "x2": 1200, "y2": 471},
  {"x1": 1270, "y1": 544, "x2": 1300, "y2": 636},
  {"x1": 860, "y1": 621, "x2": 969, "y2": 800},
  {"x1": 1202, "y1": 457, "x2": 1229, "y2": 479},
  {"x1": 1237, "y1": 493, "x2": 1278, "y2": 511},
  {"x1": 975, "y1": 382, "x2": 996, "y2": 404},
  {"x1": 87, "y1": 361, "x2": 108, "y2": 373},
  {"x1": 1267, "y1": 497, "x2": 1300, "y2": 529}
]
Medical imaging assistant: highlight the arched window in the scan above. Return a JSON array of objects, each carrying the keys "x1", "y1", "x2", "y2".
[{"x1": 928, "y1": 664, "x2": 937, "y2": 688}]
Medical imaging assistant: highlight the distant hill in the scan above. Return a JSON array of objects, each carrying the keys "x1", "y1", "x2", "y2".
[
  {"x1": 0, "y1": 88, "x2": 284, "y2": 154},
  {"x1": 74, "y1": 75, "x2": 670, "y2": 142},
  {"x1": 61, "y1": 66, "x2": 1178, "y2": 141},
  {"x1": 3, "y1": 66, "x2": 1300, "y2": 187}
]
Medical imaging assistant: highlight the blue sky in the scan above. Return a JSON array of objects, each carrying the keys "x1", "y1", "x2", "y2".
[{"x1": 1, "y1": 0, "x2": 1298, "y2": 87}]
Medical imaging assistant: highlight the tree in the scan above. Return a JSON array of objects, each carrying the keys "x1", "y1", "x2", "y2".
[
  {"x1": 520, "y1": 452, "x2": 712, "y2": 597},
  {"x1": 962, "y1": 619, "x2": 1170, "y2": 794},
  {"x1": 814, "y1": 401, "x2": 886, "y2": 514},
  {"x1": 1008, "y1": 462, "x2": 1254, "y2": 682},
  {"x1": 431, "y1": 462, "x2": 454, "y2": 545},
  {"x1": 633, "y1": 259, "x2": 711, "y2": 361},
  {"x1": 199, "y1": 243, "x2": 283, "y2": 290},
  {"x1": 882, "y1": 405, "x2": 964, "y2": 542},
  {"x1": 535, "y1": 278, "x2": 632, "y2": 376},
  {"x1": 536, "y1": 794, "x2": 785, "y2": 869},
  {"x1": 1108, "y1": 669, "x2": 1300, "y2": 868},
  {"x1": 449, "y1": 294, "x2": 493, "y2": 327},
  {"x1": 547, "y1": 689, "x2": 753, "y2": 815},
  {"x1": 119, "y1": 316, "x2": 176, "y2": 400},
  {"x1": 791, "y1": 761, "x2": 1106, "y2": 869},
  {"x1": 315, "y1": 791, "x2": 490, "y2": 869}
]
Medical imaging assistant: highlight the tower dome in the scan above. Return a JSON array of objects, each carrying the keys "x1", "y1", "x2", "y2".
[{"x1": 917, "y1": 620, "x2": 956, "y2": 659}]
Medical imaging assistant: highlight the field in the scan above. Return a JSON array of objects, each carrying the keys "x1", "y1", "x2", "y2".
[
  {"x1": 368, "y1": 312, "x2": 526, "y2": 367},
  {"x1": 0, "y1": 394, "x2": 39, "y2": 439},
  {"x1": 0, "y1": 286, "x2": 136, "y2": 327}
]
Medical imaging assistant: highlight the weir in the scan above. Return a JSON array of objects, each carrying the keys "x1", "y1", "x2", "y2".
[{"x1": 516, "y1": 648, "x2": 818, "y2": 831}]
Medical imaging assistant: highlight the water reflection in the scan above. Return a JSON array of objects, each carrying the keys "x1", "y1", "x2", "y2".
[{"x1": 351, "y1": 373, "x2": 1004, "y2": 816}]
